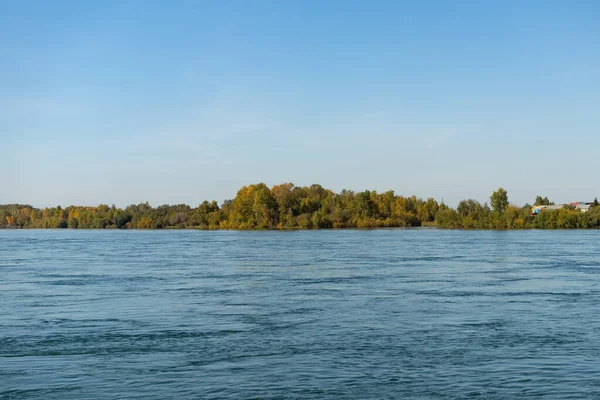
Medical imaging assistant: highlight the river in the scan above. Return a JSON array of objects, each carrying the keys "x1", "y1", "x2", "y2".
[{"x1": 2, "y1": 229, "x2": 599, "y2": 398}]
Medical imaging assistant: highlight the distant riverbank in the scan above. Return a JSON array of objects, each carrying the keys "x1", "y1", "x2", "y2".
[{"x1": 2, "y1": 183, "x2": 599, "y2": 230}]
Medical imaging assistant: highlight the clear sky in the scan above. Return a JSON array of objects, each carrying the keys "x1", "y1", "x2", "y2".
[{"x1": 2, "y1": 0, "x2": 599, "y2": 208}]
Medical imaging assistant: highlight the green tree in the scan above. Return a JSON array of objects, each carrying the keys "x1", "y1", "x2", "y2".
[
  {"x1": 490, "y1": 188, "x2": 509, "y2": 214},
  {"x1": 114, "y1": 211, "x2": 132, "y2": 228},
  {"x1": 435, "y1": 208, "x2": 460, "y2": 228},
  {"x1": 534, "y1": 196, "x2": 552, "y2": 205}
]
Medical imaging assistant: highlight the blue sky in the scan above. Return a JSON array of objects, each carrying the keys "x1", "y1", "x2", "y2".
[{"x1": 2, "y1": 0, "x2": 599, "y2": 207}]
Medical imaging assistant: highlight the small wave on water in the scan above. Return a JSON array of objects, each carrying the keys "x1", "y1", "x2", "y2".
[{"x1": 2, "y1": 229, "x2": 600, "y2": 399}]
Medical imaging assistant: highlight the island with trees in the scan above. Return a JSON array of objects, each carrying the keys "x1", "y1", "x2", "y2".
[{"x1": 1, "y1": 184, "x2": 599, "y2": 230}]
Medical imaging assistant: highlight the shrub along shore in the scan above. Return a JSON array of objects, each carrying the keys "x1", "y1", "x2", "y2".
[{"x1": 2, "y1": 184, "x2": 599, "y2": 229}]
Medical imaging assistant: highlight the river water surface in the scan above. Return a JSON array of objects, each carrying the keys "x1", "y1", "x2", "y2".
[{"x1": 2, "y1": 229, "x2": 600, "y2": 398}]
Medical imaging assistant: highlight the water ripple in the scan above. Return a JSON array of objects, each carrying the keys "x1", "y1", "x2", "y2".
[{"x1": 2, "y1": 229, "x2": 600, "y2": 399}]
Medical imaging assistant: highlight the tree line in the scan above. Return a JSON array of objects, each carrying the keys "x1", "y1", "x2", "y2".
[{"x1": 1, "y1": 184, "x2": 599, "y2": 229}]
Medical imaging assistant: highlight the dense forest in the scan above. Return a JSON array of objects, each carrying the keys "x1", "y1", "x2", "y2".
[{"x1": 1, "y1": 184, "x2": 600, "y2": 229}]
